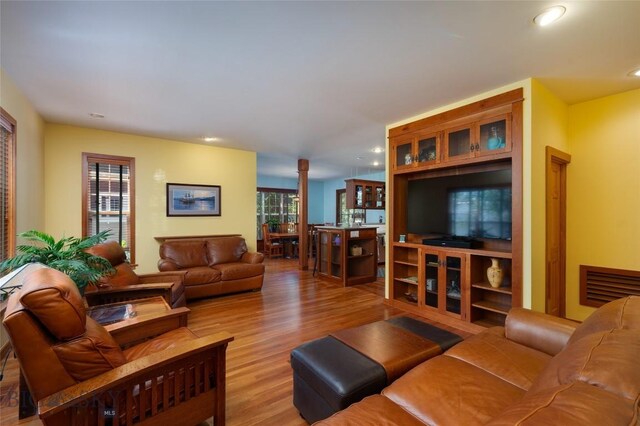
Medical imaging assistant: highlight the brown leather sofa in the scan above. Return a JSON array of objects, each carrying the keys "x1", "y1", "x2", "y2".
[
  {"x1": 317, "y1": 296, "x2": 640, "y2": 425},
  {"x1": 158, "y1": 236, "x2": 265, "y2": 300}
]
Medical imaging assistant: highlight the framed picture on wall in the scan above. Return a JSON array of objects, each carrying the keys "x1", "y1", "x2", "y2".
[{"x1": 166, "y1": 183, "x2": 221, "y2": 216}]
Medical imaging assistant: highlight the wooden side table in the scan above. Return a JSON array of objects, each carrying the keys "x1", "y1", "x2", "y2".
[{"x1": 88, "y1": 296, "x2": 190, "y2": 347}]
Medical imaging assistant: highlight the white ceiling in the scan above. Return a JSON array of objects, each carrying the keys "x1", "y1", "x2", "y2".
[{"x1": 2, "y1": 1, "x2": 639, "y2": 180}]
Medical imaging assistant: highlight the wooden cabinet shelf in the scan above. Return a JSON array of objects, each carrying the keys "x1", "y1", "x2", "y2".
[
  {"x1": 395, "y1": 260, "x2": 418, "y2": 267},
  {"x1": 395, "y1": 277, "x2": 419, "y2": 286},
  {"x1": 471, "y1": 282, "x2": 513, "y2": 295},
  {"x1": 472, "y1": 300, "x2": 510, "y2": 315},
  {"x1": 349, "y1": 253, "x2": 374, "y2": 259}
]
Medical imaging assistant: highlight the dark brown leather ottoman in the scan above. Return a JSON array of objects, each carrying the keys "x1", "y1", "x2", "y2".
[{"x1": 290, "y1": 317, "x2": 462, "y2": 424}]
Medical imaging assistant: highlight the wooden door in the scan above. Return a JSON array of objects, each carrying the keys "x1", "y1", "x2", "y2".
[{"x1": 546, "y1": 147, "x2": 571, "y2": 317}]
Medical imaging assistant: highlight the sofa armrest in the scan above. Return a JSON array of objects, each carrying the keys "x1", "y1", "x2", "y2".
[
  {"x1": 241, "y1": 251, "x2": 264, "y2": 264},
  {"x1": 505, "y1": 308, "x2": 579, "y2": 356},
  {"x1": 158, "y1": 258, "x2": 180, "y2": 271}
]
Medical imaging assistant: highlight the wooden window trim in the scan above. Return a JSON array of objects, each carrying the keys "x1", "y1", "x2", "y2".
[
  {"x1": 336, "y1": 189, "x2": 346, "y2": 225},
  {"x1": 257, "y1": 187, "x2": 297, "y2": 194},
  {"x1": 82, "y1": 152, "x2": 136, "y2": 262},
  {"x1": 0, "y1": 108, "x2": 16, "y2": 260}
]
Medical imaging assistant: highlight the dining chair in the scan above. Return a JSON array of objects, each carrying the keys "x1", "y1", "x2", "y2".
[{"x1": 262, "y1": 223, "x2": 283, "y2": 259}]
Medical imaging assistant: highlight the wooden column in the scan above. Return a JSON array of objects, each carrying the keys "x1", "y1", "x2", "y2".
[{"x1": 298, "y1": 159, "x2": 309, "y2": 270}]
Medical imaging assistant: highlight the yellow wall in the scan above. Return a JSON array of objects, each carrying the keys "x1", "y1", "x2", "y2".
[
  {"x1": 385, "y1": 79, "x2": 534, "y2": 307},
  {"x1": 0, "y1": 69, "x2": 45, "y2": 352},
  {"x1": 565, "y1": 88, "x2": 640, "y2": 320},
  {"x1": 44, "y1": 124, "x2": 257, "y2": 273},
  {"x1": 530, "y1": 80, "x2": 570, "y2": 312},
  {"x1": 0, "y1": 69, "x2": 46, "y2": 235}
]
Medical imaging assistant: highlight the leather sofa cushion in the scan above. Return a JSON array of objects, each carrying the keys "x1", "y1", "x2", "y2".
[
  {"x1": 160, "y1": 240, "x2": 209, "y2": 268},
  {"x1": 105, "y1": 263, "x2": 140, "y2": 287},
  {"x1": 315, "y1": 394, "x2": 425, "y2": 426},
  {"x1": 213, "y1": 262, "x2": 264, "y2": 281},
  {"x1": 20, "y1": 268, "x2": 87, "y2": 340},
  {"x1": 383, "y1": 355, "x2": 524, "y2": 426},
  {"x1": 123, "y1": 327, "x2": 199, "y2": 361},
  {"x1": 530, "y1": 329, "x2": 640, "y2": 400},
  {"x1": 86, "y1": 241, "x2": 127, "y2": 266},
  {"x1": 487, "y1": 381, "x2": 638, "y2": 426},
  {"x1": 568, "y1": 296, "x2": 640, "y2": 344},
  {"x1": 52, "y1": 317, "x2": 127, "y2": 381},
  {"x1": 183, "y1": 266, "x2": 222, "y2": 286},
  {"x1": 446, "y1": 326, "x2": 551, "y2": 390},
  {"x1": 206, "y1": 237, "x2": 247, "y2": 265}
]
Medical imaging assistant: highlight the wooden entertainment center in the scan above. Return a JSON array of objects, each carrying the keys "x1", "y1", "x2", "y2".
[{"x1": 388, "y1": 89, "x2": 523, "y2": 331}]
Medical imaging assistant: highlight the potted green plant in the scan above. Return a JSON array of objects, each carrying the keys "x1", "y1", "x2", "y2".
[
  {"x1": 266, "y1": 218, "x2": 280, "y2": 233},
  {"x1": 0, "y1": 230, "x2": 115, "y2": 295}
]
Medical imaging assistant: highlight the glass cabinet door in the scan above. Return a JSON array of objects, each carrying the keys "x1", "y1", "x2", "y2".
[
  {"x1": 331, "y1": 232, "x2": 342, "y2": 278},
  {"x1": 445, "y1": 126, "x2": 473, "y2": 161},
  {"x1": 363, "y1": 185, "x2": 373, "y2": 208},
  {"x1": 477, "y1": 115, "x2": 511, "y2": 156},
  {"x1": 444, "y1": 255, "x2": 462, "y2": 315},
  {"x1": 319, "y1": 232, "x2": 329, "y2": 274},
  {"x1": 424, "y1": 253, "x2": 439, "y2": 309},
  {"x1": 394, "y1": 139, "x2": 414, "y2": 169},
  {"x1": 417, "y1": 135, "x2": 438, "y2": 166},
  {"x1": 375, "y1": 185, "x2": 385, "y2": 208},
  {"x1": 354, "y1": 185, "x2": 364, "y2": 208}
]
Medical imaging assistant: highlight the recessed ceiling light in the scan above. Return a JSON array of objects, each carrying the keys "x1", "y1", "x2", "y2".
[
  {"x1": 203, "y1": 136, "x2": 219, "y2": 142},
  {"x1": 373, "y1": 161, "x2": 380, "y2": 166},
  {"x1": 372, "y1": 147, "x2": 385, "y2": 154},
  {"x1": 89, "y1": 113, "x2": 105, "y2": 119},
  {"x1": 533, "y1": 5, "x2": 566, "y2": 27},
  {"x1": 628, "y1": 68, "x2": 640, "y2": 77},
  {"x1": 356, "y1": 156, "x2": 363, "y2": 160}
]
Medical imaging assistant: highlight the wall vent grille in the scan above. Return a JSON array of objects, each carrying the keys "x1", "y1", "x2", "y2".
[{"x1": 580, "y1": 265, "x2": 640, "y2": 307}]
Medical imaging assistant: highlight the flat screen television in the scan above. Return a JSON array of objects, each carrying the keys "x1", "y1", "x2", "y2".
[{"x1": 407, "y1": 169, "x2": 512, "y2": 241}]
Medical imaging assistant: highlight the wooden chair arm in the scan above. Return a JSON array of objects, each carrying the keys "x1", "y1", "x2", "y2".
[
  {"x1": 138, "y1": 271, "x2": 187, "y2": 284},
  {"x1": 107, "y1": 307, "x2": 191, "y2": 346},
  {"x1": 38, "y1": 331, "x2": 233, "y2": 420},
  {"x1": 85, "y1": 283, "x2": 175, "y2": 307},
  {"x1": 92, "y1": 282, "x2": 175, "y2": 293}
]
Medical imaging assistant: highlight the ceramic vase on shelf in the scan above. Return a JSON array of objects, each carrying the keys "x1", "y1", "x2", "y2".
[
  {"x1": 487, "y1": 126, "x2": 505, "y2": 150},
  {"x1": 487, "y1": 258, "x2": 504, "y2": 288}
]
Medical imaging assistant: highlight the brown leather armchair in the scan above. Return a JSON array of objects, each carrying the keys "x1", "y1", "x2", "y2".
[
  {"x1": 85, "y1": 241, "x2": 187, "y2": 308},
  {"x1": 2, "y1": 265, "x2": 233, "y2": 426}
]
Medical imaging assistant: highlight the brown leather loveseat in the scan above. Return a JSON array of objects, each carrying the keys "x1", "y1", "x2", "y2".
[
  {"x1": 158, "y1": 236, "x2": 265, "y2": 300},
  {"x1": 317, "y1": 296, "x2": 640, "y2": 425}
]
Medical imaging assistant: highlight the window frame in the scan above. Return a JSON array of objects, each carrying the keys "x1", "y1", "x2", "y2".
[
  {"x1": 0, "y1": 108, "x2": 16, "y2": 262},
  {"x1": 256, "y1": 187, "x2": 298, "y2": 240},
  {"x1": 82, "y1": 152, "x2": 136, "y2": 262},
  {"x1": 336, "y1": 189, "x2": 348, "y2": 226}
]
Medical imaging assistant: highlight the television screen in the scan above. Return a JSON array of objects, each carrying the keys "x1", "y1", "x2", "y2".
[
  {"x1": 407, "y1": 169, "x2": 512, "y2": 240},
  {"x1": 448, "y1": 186, "x2": 511, "y2": 239}
]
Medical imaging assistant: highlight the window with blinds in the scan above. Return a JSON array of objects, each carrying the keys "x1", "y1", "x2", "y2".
[
  {"x1": 82, "y1": 153, "x2": 136, "y2": 262},
  {"x1": 256, "y1": 188, "x2": 298, "y2": 239},
  {"x1": 0, "y1": 109, "x2": 16, "y2": 263}
]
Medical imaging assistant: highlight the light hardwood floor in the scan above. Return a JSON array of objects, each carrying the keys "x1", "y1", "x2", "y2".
[{"x1": 0, "y1": 258, "x2": 471, "y2": 425}]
